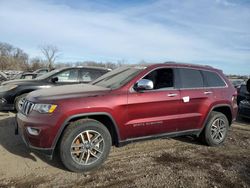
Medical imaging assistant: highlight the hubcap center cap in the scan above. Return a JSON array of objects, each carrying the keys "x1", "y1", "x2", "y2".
[{"x1": 85, "y1": 143, "x2": 91, "y2": 149}]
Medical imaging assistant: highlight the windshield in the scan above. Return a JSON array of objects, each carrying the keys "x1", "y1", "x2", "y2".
[
  {"x1": 92, "y1": 66, "x2": 146, "y2": 89},
  {"x1": 35, "y1": 69, "x2": 61, "y2": 80}
]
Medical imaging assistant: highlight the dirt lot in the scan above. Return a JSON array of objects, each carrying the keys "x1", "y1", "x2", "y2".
[{"x1": 0, "y1": 113, "x2": 249, "y2": 188}]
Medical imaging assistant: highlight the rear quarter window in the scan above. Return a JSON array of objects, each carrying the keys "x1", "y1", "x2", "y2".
[{"x1": 202, "y1": 71, "x2": 226, "y2": 87}]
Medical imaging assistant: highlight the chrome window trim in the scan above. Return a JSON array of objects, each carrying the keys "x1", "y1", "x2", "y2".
[{"x1": 129, "y1": 66, "x2": 228, "y2": 93}]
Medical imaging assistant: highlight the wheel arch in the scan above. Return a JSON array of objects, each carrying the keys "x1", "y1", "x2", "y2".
[
  {"x1": 199, "y1": 104, "x2": 233, "y2": 136},
  {"x1": 212, "y1": 105, "x2": 232, "y2": 125},
  {"x1": 52, "y1": 112, "x2": 121, "y2": 150}
]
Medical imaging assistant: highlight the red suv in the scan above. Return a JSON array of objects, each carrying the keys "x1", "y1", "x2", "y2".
[{"x1": 16, "y1": 63, "x2": 238, "y2": 172}]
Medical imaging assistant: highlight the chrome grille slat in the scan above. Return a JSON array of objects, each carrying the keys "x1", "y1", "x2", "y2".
[{"x1": 21, "y1": 100, "x2": 34, "y2": 115}]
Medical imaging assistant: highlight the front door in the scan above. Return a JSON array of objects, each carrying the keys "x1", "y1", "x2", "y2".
[{"x1": 126, "y1": 68, "x2": 182, "y2": 139}]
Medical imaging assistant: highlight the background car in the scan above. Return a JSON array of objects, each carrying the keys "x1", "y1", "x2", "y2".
[
  {"x1": 33, "y1": 68, "x2": 50, "y2": 74},
  {"x1": 237, "y1": 84, "x2": 249, "y2": 105},
  {"x1": 0, "y1": 66, "x2": 110, "y2": 111},
  {"x1": 238, "y1": 79, "x2": 250, "y2": 119},
  {"x1": 12, "y1": 72, "x2": 40, "y2": 80}
]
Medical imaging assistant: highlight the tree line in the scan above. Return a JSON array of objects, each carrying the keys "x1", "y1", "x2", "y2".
[{"x1": 0, "y1": 42, "x2": 126, "y2": 72}]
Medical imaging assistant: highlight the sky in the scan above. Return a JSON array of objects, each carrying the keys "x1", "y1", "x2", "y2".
[{"x1": 0, "y1": 0, "x2": 250, "y2": 75}]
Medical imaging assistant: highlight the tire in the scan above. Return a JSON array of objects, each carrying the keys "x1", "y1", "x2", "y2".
[
  {"x1": 59, "y1": 119, "x2": 112, "y2": 172},
  {"x1": 200, "y1": 111, "x2": 229, "y2": 146},
  {"x1": 15, "y1": 93, "x2": 28, "y2": 112}
]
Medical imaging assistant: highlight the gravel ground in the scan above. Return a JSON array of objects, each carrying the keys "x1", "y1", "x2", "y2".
[{"x1": 0, "y1": 113, "x2": 249, "y2": 188}]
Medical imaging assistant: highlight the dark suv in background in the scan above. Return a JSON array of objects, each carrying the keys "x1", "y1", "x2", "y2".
[
  {"x1": 16, "y1": 63, "x2": 237, "y2": 172},
  {"x1": 0, "y1": 66, "x2": 110, "y2": 111},
  {"x1": 238, "y1": 79, "x2": 250, "y2": 119}
]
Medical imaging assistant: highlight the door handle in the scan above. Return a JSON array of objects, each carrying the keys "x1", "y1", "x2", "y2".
[
  {"x1": 204, "y1": 91, "x2": 213, "y2": 95},
  {"x1": 167, "y1": 93, "x2": 178, "y2": 97}
]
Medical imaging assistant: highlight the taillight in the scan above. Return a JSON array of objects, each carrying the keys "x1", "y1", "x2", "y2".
[{"x1": 232, "y1": 90, "x2": 237, "y2": 102}]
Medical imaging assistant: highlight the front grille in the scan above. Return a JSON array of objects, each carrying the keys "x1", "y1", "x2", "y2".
[{"x1": 21, "y1": 100, "x2": 34, "y2": 115}]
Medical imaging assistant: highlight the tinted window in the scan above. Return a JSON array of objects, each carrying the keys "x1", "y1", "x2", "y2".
[
  {"x1": 179, "y1": 68, "x2": 204, "y2": 88},
  {"x1": 202, "y1": 71, "x2": 226, "y2": 87},
  {"x1": 143, "y1": 68, "x2": 174, "y2": 90}
]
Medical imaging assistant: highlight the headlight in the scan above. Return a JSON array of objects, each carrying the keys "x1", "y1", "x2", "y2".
[
  {"x1": 33, "y1": 104, "x2": 57, "y2": 113},
  {"x1": 0, "y1": 85, "x2": 18, "y2": 92}
]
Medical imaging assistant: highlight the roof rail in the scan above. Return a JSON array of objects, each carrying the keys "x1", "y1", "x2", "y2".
[{"x1": 163, "y1": 61, "x2": 213, "y2": 68}]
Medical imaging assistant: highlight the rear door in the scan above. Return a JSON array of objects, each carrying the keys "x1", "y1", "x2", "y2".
[
  {"x1": 126, "y1": 67, "x2": 182, "y2": 138},
  {"x1": 177, "y1": 68, "x2": 213, "y2": 131}
]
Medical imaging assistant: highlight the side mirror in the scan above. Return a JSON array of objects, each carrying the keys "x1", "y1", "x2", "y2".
[
  {"x1": 134, "y1": 79, "x2": 154, "y2": 91},
  {"x1": 51, "y1": 77, "x2": 59, "y2": 83}
]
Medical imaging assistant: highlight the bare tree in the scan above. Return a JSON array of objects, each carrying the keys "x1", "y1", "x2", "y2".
[
  {"x1": 0, "y1": 42, "x2": 29, "y2": 71},
  {"x1": 40, "y1": 45, "x2": 59, "y2": 70}
]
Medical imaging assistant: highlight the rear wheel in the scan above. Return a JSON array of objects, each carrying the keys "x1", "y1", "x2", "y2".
[
  {"x1": 59, "y1": 119, "x2": 112, "y2": 172},
  {"x1": 15, "y1": 93, "x2": 28, "y2": 112},
  {"x1": 200, "y1": 111, "x2": 229, "y2": 146}
]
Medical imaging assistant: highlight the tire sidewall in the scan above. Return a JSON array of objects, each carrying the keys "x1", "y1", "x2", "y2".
[
  {"x1": 60, "y1": 120, "x2": 112, "y2": 172},
  {"x1": 15, "y1": 93, "x2": 28, "y2": 112},
  {"x1": 205, "y1": 112, "x2": 229, "y2": 146}
]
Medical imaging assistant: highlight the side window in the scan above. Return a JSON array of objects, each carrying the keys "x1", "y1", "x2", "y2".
[
  {"x1": 80, "y1": 69, "x2": 108, "y2": 82},
  {"x1": 38, "y1": 70, "x2": 48, "y2": 74},
  {"x1": 202, "y1": 71, "x2": 226, "y2": 87},
  {"x1": 55, "y1": 69, "x2": 79, "y2": 82},
  {"x1": 23, "y1": 75, "x2": 33, "y2": 80},
  {"x1": 179, "y1": 68, "x2": 204, "y2": 88},
  {"x1": 143, "y1": 68, "x2": 174, "y2": 90}
]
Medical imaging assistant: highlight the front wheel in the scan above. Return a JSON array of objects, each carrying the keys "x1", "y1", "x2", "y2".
[
  {"x1": 59, "y1": 119, "x2": 112, "y2": 172},
  {"x1": 200, "y1": 112, "x2": 229, "y2": 146}
]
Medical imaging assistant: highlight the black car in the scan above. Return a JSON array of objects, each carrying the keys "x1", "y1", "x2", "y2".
[
  {"x1": 237, "y1": 84, "x2": 248, "y2": 105},
  {"x1": 0, "y1": 66, "x2": 110, "y2": 111},
  {"x1": 238, "y1": 79, "x2": 250, "y2": 119},
  {"x1": 239, "y1": 100, "x2": 250, "y2": 119}
]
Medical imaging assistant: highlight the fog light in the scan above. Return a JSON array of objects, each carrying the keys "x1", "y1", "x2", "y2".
[{"x1": 27, "y1": 127, "x2": 40, "y2": 136}]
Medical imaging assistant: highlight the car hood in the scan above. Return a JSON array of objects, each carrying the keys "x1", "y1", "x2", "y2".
[
  {"x1": 2, "y1": 79, "x2": 43, "y2": 86},
  {"x1": 28, "y1": 84, "x2": 111, "y2": 101}
]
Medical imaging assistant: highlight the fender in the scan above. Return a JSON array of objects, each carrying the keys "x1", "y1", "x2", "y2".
[
  {"x1": 199, "y1": 103, "x2": 233, "y2": 135},
  {"x1": 51, "y1": 112, "x2": 121, "y2": 149}
]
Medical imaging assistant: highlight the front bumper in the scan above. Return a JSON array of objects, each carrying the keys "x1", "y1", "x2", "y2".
[{"x1": 15, "y1": 112, "x2": 58, "y2": 158}]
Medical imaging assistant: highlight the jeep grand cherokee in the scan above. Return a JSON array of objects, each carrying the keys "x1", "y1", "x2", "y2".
[{"x1": 16, "y1": 63, "x2": 238, "y2": 172}]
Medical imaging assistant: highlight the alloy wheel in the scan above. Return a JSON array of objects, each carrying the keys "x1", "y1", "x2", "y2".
[
  {"x1": 70, "y1": 130, "x2": 105, "y2": 165},
  {"x1": 210, "y1": 118, "x2": 227, "y2": 143}
]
